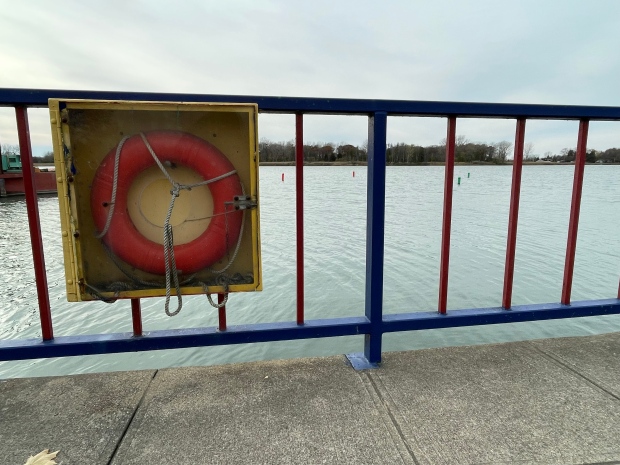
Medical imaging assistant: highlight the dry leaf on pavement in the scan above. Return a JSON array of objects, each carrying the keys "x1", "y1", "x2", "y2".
[{"x1": 24, "y1": 449, "x2": 59, "y2": 465}]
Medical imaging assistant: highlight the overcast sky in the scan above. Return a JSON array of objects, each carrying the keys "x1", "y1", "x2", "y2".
[{"x1": 1, "y1": 0, "x2": 619, "y2": 156}]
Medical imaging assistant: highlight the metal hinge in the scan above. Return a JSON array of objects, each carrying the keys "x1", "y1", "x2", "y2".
[{"x1": 229, "y1": 195, "x2": 257, "y2": 210}]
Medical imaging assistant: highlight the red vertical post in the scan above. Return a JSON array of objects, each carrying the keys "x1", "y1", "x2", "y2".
[
  {"x1": 561, "y1": 120, "x2": 589, "y2": 305},
  {"x1": 295, "y1": 113, "x2": 305, "y2": 325},
  {"x1": 438, "y1": 116, "x2": 456, "y2": 314},
  {"x1": 218, "y1": 294, "x2": 227, "y2": 331},
  {"x1": 15, "y1": 106, "x2": 53, "y2": 340},
  {"x1": 131, "y1": 298, "x2": 142, "y2": 336},
  {"x1": 502, "y1": 119, "x2": 526, "y2": 309}
]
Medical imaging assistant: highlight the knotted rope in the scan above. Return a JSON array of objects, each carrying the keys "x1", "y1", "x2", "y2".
[{"x1": 95, "y1": 132, "x2": 241, "y2": 316}]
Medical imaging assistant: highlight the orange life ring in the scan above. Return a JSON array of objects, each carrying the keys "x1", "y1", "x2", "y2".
[{"x1": 90, "y1": 130, "x2": 243, "y2": 275}]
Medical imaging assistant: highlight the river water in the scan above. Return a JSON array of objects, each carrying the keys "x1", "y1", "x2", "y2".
[{"x1": 1, "y1": 165, "x2": 619, "y2": 378}]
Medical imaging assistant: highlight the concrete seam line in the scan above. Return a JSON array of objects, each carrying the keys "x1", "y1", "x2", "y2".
[
  {"x1": 357, "y1": 371, "x2": 417, "y2": 465},
  {"x1": 577, "y1": 461, "x2": 620, "y2": 465},
  {"x1": 367, "y1": 371, "x2": 446, "y2": 464},
  {"x1": 528, "y1": 343, "x2": 620, "y2": 403},
  {"x1": 359, "y1": 371, "x2": 421, "y2": 465},
  {"x1": 106, "y1": 369, "x2": 159, "y2": 465}
]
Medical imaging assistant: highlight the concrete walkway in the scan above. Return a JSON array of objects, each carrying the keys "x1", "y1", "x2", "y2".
[{"x1": 2, "y1": 332, "x2": 620, "y2": 465}]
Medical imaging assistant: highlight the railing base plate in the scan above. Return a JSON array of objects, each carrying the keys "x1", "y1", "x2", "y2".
[{"x1": 346, "y1": 352, "x2": 380, "y2": 370}]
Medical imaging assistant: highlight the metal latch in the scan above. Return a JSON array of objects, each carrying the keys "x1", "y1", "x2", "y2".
[{"x1": 230, "y1": 195, "x2": 257, "y2": 211}]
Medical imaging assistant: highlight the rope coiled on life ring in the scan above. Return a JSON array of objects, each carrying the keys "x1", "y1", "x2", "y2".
[{"x1": 91, "y1": 131, "x2": 245, "y2": 315}]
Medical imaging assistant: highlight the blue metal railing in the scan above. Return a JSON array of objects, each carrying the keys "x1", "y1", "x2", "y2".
[{"x1": 1, "y1": 88, "x2": 619, "y2": 369}]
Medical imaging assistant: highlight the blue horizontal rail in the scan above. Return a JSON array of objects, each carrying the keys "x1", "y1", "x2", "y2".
[
  {"x1": 3, "y1": 88, "x2": 620, "y2": 119},
  {"x1": 1, "y1": 87, "x2": 619, "y2": 369},
  {"x1": 1, "y1": 300, "x2": 618, "y2": 362}
]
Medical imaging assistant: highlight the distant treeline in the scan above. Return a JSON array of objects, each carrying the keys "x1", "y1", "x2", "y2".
[
  {"x1": 2, "y1": 141, "x2": 620, "y2": 165},
  {"x1": 540, "y1": 147, "x2": 620, "y2": 164},
  {"x1": 259, "y1": 138, "x2": 620, "y2": 164}
]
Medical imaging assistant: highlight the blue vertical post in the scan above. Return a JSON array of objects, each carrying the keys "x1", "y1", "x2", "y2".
[{"x1": 364, "y1": 111, "x2": 387, "y2": 365}]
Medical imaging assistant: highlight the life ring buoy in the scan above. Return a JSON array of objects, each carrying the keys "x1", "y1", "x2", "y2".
[{"x1": 90, "y1": 130, "x2": 243, "y2": 275}]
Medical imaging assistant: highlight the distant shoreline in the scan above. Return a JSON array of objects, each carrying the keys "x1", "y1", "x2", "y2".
[{"x1": 259, "y1": 161, "x2": 619, "y2": 166}]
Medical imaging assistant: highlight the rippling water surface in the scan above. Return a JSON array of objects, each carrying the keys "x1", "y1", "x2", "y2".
[{"x1": 1, "y1": 165, "x2": 619, "y2": 378}]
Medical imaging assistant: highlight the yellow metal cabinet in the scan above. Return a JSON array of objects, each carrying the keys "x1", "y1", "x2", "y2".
[{"x1": 49, "y1": 99, "x2": 262, "y2": 302}]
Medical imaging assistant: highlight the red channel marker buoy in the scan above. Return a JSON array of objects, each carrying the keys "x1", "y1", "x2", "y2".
[
  {"x1": 282, "y1": 173, "x2": 284, "y2": 182},
  {"x1": 353, "y1": 171, "x2": 355, "y2": 178}
]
